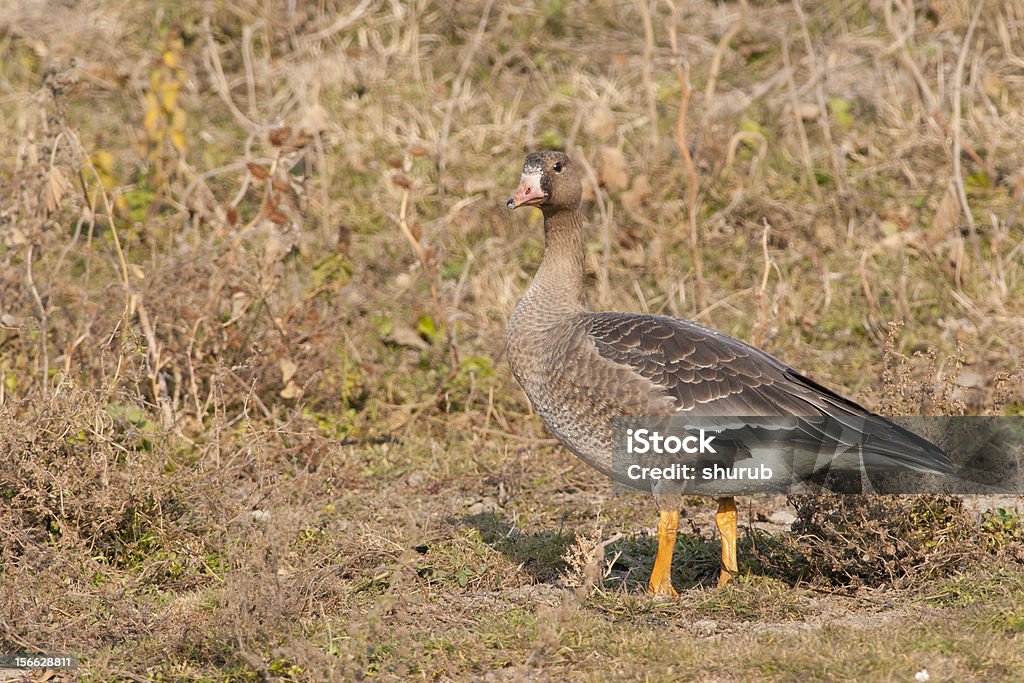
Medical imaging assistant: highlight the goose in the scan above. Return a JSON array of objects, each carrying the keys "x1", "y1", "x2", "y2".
[{"x1": 504, "y1": 150, "x2": 953, "y2": 595}]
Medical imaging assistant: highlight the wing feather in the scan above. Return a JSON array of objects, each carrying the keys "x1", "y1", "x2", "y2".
[{"x1": 583, "y1": 312, "x2": 952, "y2": 474}]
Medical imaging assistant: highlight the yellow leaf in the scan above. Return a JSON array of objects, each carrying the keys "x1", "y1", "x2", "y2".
[
  {"x1": 160, "y1": 82, "x2": 179, "y2": 112},
  {"x1": 93, "y1": 150, "x2": 115, "y2": 173},
  {"x1": 170, "y1": 130, "x2": 187, "y2": 153},
  {"x1": 171, "y1": 107, "x2": 186, "y2": 131},
  {"x1": 143, "y1": 107, "x2": 160, "y2": 136},
  {"x1": 162, "y1": 50, "x2": 177, "y2": 69}
]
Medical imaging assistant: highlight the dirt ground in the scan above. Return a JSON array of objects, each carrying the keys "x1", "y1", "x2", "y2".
[{"x1": 1, "y1": 0, "x2": 1024, "y2": 680}]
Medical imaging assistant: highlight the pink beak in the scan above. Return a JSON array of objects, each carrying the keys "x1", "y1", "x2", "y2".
[{"x1": 506, "y1": 172, "x2": 546, "y2": 209}]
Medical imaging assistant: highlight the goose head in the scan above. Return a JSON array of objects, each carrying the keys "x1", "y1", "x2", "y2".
[{"x1": 506, "y1": 151, "x2": 582, "y2": 215}]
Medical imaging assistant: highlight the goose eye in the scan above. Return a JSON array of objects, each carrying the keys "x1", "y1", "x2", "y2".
[{"x1": 553, "y1": 161, "x2": 563, "y2": 173}]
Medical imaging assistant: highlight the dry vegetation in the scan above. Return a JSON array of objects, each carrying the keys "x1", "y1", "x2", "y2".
[{"x1": 2, "y1": 0, "x2": 1024, "y2": 680}]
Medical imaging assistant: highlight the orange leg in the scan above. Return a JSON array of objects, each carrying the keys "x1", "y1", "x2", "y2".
[
  {"x1": 715, "y1": 497, "x2": 738, "y2": 587},
  {"x1": 648, "y1": 509, "x2": 679, "y2": 596}
]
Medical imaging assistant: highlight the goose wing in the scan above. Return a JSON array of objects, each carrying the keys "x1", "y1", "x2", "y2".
[{"x1": 583, "y1": 312, "x2": 953, "y2": 475}]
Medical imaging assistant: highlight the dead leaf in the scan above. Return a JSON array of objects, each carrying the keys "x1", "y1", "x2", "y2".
[
  {"x1": 268, "y1": 126, "x2": 292, "y2": 147},
  {"x1": 272, "y1": 178, "x2": 294, "y2": 194},
  {"x1": 796, "y1": 103, "x2": 820, "y2": 120},
  {"x1": 247, "y1": 162, "x2": 271, "y2": 180},
  {"x1": 878, "y1": 230, "x2": 924, "y2": 252},
  {"x1": 622, "y1": 175, "x2": 650, "y2": 211},
  {"x1": 262, "y1": 196, "x2": 290, "y2": 225},
  {"x1": 230, "y1": 291, "x2": 250, "y2": 319},
  {"x1": 45, "y1": 165, "x2": 71, "y2": 215},
  {"x1": 597, "y1": 146, "x2": 629, "y2": 192},
  {"x1": 585, "y1": 105, "x2": 616, "y2": 141},
  {"x1": 280, "y1": 381, "x2": 301, "y2": 399},
  {"x1": 280, "y1": 357, "x2": 298, "y2": 384},
  {"x1": 927, "y1": 182, "x2": 960, "y2": 246},
  {"x1": 267, "y1": 209, "x2": 290, "y2": 226},
  {"x1": 581, "y1": 178, "x2": 596, "y2": 203},
  {"x1": 388, "y1": 324, "x2": 429, "y2": 350},
  {"x1": 619, "y1": 248, "x2": 645, "y2": 267}
]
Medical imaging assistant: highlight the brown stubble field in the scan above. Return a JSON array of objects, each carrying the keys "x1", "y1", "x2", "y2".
[{"x1": 1, "y1": 0, "x2": 1024, "y2": 680}]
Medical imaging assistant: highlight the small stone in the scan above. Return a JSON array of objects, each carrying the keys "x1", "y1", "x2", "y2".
[
  {"x1": 692, "y1": 619, "x2": 718, "y2": 637},
  {"x1": 465, "y1": 496, "x2": 501, "y2": 516},
  {"x1": 957, "y1": 369, "x2": 985, "y2": 388},
  {"x1": 769, "y1": 509, "x2": 797, "y2": 526}
]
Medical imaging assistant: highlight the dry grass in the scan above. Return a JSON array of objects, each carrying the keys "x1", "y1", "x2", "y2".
[{"x1": 2, "y1": 0, "x2": 1024, "y2": 680}]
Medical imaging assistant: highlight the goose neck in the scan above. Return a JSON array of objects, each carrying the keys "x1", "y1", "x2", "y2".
[{"x1": 528, "y1": 208, "x2": 586, "y2": 313}]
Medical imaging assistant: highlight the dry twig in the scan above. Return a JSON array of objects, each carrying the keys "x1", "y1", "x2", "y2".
[
  {"x1": 438, "y1": 0, "x2": 495, "y2": 192},
  {"x1": 668, "y1": 1, "x2": 707, "y2": 312},
  {"x1": 782, "y1": 36, "x2": 822, "y2": 204},
  {"x1": 704, "y1": 2, "x2": 747, "y2": 110},
  {"x1": 950, "y1": 4, "x2": 991, "y2": 281},
  {"x1": 636, "y1": 0, "x2": 659, "y2": 145},
  {"x1": 793, "y1": 0, "x2": 848, "y2": 210}
]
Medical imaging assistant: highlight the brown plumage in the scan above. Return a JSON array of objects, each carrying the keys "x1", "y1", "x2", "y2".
[{"x1": 505, "y1": 150, "x2": 952, "y2": 595}]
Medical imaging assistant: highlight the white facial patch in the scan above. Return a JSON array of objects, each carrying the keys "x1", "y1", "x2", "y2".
[
  {"x1": 520, "y1": 171, "x2": 542, "y2": 185},
  {"x1": 522, "y1": 161, "x2": 543, "y2": 176}
]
